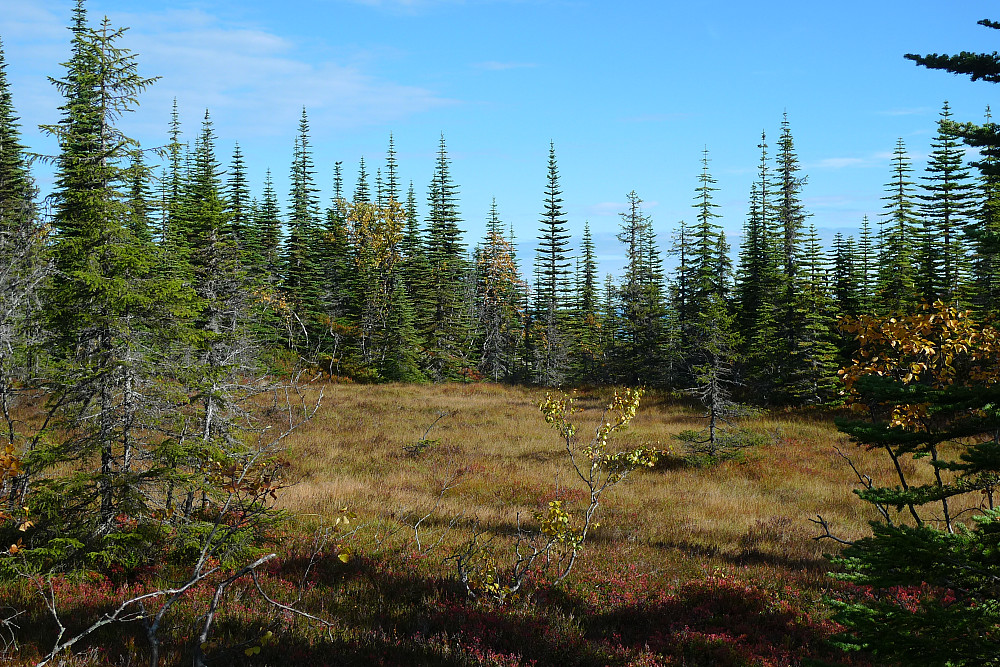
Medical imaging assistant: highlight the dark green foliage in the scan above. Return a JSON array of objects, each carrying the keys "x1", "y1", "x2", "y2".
[
  {"x1": 905, "y1": 18, "x2": 1000, "y2": 84},
  {"x1": 735, "y1": 134, "x2": 782, "y2": 399},
  {"x1": 917, "y1": 102, "x2": 977, "y2": 303},
  {"x1": 534, "y1": 142, "x2": 572, "y2": 317},
  {"x1": 380, "y1": 280, "x2": 424, "y2": 382},
  {"x1": 774, "y1": 113, "x2": 807, "y2": 285},
  {"x1": 690, "y1": 148, "x2": 729, "y2": 310},
  {"x1": 971, "y1": 107, "x2": 1000, "y2": 315},
  {"x1": 399, "y1": 179, "x2": 425, "y2": 298},
  {"x1": 354, "y1": 155, "x2": 370, "y2": 204},
  {"x1": 830, "y1": 232, "x2": 861, "y2": 317},
  {"x1": 253, "y1": 169, "x2": 283, "y2": 286},
  {"x1": 828, "y1": 303, "x2": 1000, "y2": 664},
  {"x1": 226, "y1": 142, "x2": 252, "y2": 257},
  {"x1": 785, "y1": 224, "x2": 839, "y2": 404},
  {"x1": 125, "y1": 148, "x2": 154, "y2": 244},
  {"x1": 830, "y1": 515, "x2": 1000, "y2": 666},
  {"x1": 284, "y1": 108, "x2": 322, "y2": 314},
  {"x1": 384, "y1": 133, "x2": 400, "y2": 203},
  {"x1": 570, "y1": 221, "x2": 604, "y2": 383},
  {"x1": 618, "y1": 191, "x2": 666, "y2": 386},
  {"x1": 35, "y1": 4, "x2": 197, "y2": 553},
  {"x1": 908, "y1": 23, "x2": 1000, "y2": 311},
  {"x1": 531, "y1": 142, "x2": 573, "y2": 386},
  {"x1": 161, "y1": 98, "x2": 186, "y2": 263},
  {"x1": 415, "y1": 134, "x2": 473, "y2": 380},
  {"x1": 876, "y1": 139, "x2": 919, "y2": 313},
  {"x1": 0, "y1": 37, "x2": 34, "y2": 228},
  {"x1": 856, "y1": 215, "x2": 876, "y2": 314}
]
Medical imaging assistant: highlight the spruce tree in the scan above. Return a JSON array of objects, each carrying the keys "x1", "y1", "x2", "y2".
[
  {"x1": 679, "y1": 294, "x2": 743, "y2": 458},
  {"x1": 830, "y1": 232, "x2": 861, "y2": 318},
  {"x1": 0, "y1": 34, "x2": 46, "y2": 509},
  {"x1": 857, "y1": 215, "x2": 876, "y2": 314},
  {"x1": 254, "y1": 169, "x2": 282, "y2": 286},
  {"x1": 786, "y1": 223, "x2": 839, "y2": 403},
  {"x1": 972, "y1": 107, "x2": 1000, "y2": 315},
  {"x1": 416, "y1": 133, "x2": 472, "y2": 379},
  {"x1": 571, "y1": 221, "x2": 603, "y2": 382},
  {"x1": 354, "y1": 156, "x2": 370, "y2": 204},
  {"x1": 284, "y1": 108, "x2": 322, "y2": 317},
  {"x1": 734, "y1": 133, "x2": 782, "y2": 399},
  {"x1": 179, "y1": 112, "x2": 257, "y2": 515},
  {"x1": 668, "y1": 217, "x2": 692, "y2": 354},
  {"x1": 534, "y1": 142, "x2": 573, "y2": 316},
  {"x1": 126, "y1": 148, "x2": 154, "y2": 244},
  {"x1": 774, "y1": 113, "x2": 807, "y2": 283},
  {"x1": 876, "y1": 139, "x2": 920, "y2": 313},
  {"x1": 475, "y1": 200, "x2": 523, "y2": 381},
  {"x1": 917, "y1": 102, "x2": 978, "y2": 303},
  {"x1": 37, "y1": 5, "x2": 195, "y2": 547},
  {"x1": 691, "y1": 147, "x2": 725, "y2": 308},
  {"x1": 772, "y1": 114, "x2": 813, "y2": 400},
  {"x1": 619, "y1": 191, "x2": 666, "y2": 385},
  {"x1": 399, "y1": 180, "x2": 425, "y2": 296},
  {"x1": 599, "y1": 273, "x2": 619, "y2": 380},
  {"x1": 384, "y1": 133, "x2": 400, "y2": 203},
  {"x1": 0, "y1": 37, "x2": 33, "y2": 228},
  {"x1": 161, "y1": 98, "x2": 184, "y2": 250},
  {"x1": 532, "y1": 142, "x2": 572, "y2": 385},
  {"x1": 226, "y1": 142, "x2": 252, "y2": 255}
]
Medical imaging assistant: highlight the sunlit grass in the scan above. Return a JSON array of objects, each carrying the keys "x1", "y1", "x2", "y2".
[
  {"x1": 279, "y1": 382, "x2": 886, "y2": 576},
  {"x1": 5, "y1": 381, "x2": 882, "y2": 666}
]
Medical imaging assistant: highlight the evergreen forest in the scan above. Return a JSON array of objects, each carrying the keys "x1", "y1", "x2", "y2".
[{"x1": 3, "y1": 2, "x2": 1000, "y2": 666}]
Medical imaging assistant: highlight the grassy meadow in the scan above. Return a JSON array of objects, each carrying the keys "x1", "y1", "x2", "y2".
[{"x1": 5, "y1": 382, "x2": 889, "y2": 666}]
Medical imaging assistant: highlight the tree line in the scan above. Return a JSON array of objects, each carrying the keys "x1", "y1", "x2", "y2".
[{"x1": 2, "y1": 3, "x2": 999, "y2": 413}]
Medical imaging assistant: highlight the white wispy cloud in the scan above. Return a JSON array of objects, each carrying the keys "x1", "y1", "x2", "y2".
[
  {"x1": 127, "y1": 10, "x2": 454, "y2": 137},
  {"x1": 586, "y1": 201, "x2": 628, "y2": 217},
  {"x1": 810, "y1": 150, "x2": 893, "y2": 170},
  {"x1": 2, "y1": 4, "x2": 455, "y2": 142},
  {"x1": 584, "y1": 200, "x2": 659, "y2": 217}
]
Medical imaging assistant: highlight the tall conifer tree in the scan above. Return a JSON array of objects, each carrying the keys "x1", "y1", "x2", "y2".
[
  {"x1": 285, "y1": 108, "x2": 322, "y2": 316},
  {"x1": 918, "y1": 101, "x2": 978, "y2": 303},
  {"x1": 972, "y1": 107, "x2": 1000, "y2": 314},
  {"x1": 38, "y1": 5, "x2": 194, "y2": 543},
  {"x1": 0, "y1": 38, "x2": 33, "y2": 227},
  {"x1": 877, "y1": 139, "x2": 920, "y2": 313},
  {"x1": 571, "y1": 221, "x2": 603, "y2": 382},
  {"x1": 531, "y1": 142, "x2": 572, "y2": 385},
  {"x1": 226, "y1": 142, "x2": 251, "y2": 253},
  {"x1": 619, "y1": 191, "x2": 666, "y2": 385},
  {"x1": 417, "y1": 133, "x2": 472, "y2": 379},
  {"x1": 475, "y1": 200, "x2": 523, "y2": 381},
  {"x1": 384, "y1": 133, "x2": 400, "y2": 203}
]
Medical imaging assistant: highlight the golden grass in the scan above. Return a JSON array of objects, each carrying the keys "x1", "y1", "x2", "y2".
[{"x1": 275, "y1": 382, "x2": 909, "y2": 587}]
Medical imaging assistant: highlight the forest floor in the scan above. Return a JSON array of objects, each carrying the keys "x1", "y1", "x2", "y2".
[{"x1": 6, "y1": 382, "x2": 885, "y2": 666}]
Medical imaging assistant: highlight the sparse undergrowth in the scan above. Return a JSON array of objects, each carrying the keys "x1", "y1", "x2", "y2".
[{"x1": 1, "y1": 382, "x2": 879, "y2": 665}]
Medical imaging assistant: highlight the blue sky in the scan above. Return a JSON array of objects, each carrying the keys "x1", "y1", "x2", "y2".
[{"x1": 2, "y1": 0, "x2": 1000, "y2": 276}]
